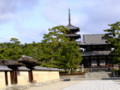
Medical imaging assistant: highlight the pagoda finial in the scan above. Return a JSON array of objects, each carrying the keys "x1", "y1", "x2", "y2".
[{"x1": 68, "y1": 8, "x2": 71, "y2": 25}]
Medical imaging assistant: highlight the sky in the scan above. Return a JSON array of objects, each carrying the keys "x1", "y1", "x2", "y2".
[{"x1": 0, "y1": 0, "x2": 120, "y2": 43}]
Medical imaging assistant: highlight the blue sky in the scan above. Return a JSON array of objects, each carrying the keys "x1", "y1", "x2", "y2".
[{"x1": 0, "y1": 0, "x2": 120, "y2": 43}]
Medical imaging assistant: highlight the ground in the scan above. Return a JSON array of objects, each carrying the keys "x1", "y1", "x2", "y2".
[
  {"x1": 63, "y1": 80, "x2": 120, "y2": 90},
  {"x1": 25, "y1": 80, "x2": 120, "y2": 90},
  {"x1": 24, "y1": 71, "x2": 120, "y2": 90},
  {"x1": 25, "y1": 80, "x2": 81, "y2": 90}
]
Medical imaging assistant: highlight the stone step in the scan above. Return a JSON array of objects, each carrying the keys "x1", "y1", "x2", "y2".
[{"x1": 86, "y1": 71, "x2": 110, "y2": 79}]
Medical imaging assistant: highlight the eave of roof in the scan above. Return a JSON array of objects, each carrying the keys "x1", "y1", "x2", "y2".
[
  {"x1": 65, "y1": 34, "x2": 80, "y2": 37},
  {"x1": 0, "y1": 60, "x2": 24, "y2": 66},
  {"x1": 78, "y1": 43, "x2": 110, "y2": 46},
  {"x1": 82, "y1": 51, "x2": 111, "y2": 56},
  {"x1": 33, "y1": 66, "x2": 60, "y2": 71},
  {"x1": 66, "y1": 24, "x2": 80, "y2": 31},
  {"x1": 18, "y1": 66, "x2": 30, "y2": 71}
]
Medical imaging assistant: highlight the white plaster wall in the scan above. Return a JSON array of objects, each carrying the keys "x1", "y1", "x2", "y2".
[
  {"x1": 0, "y1": 70, "x2": 60, "y2": 89},
  {"x1": 0, "y1": 72, "x2": 11, "y2": 89},
  {"x1": 33, "y1": 71, "x2": 60, "y2": 83},
  {"x1": 17, "y1": 71, "x2": 29, "y2": 85}
]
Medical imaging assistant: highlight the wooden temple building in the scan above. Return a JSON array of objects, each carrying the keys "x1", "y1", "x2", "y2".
[
  {"x1": 79, "y1": 34, "x2": 112, "y2": 69},
  {"x1": 65, "y1": 9, "x2": 112, "y2": 70}
]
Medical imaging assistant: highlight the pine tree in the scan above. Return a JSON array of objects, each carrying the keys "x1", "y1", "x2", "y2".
[
  {"x1": 103, "y1": 22, "x2": 120, "y2": 66},
  {"x1": 41, "y1": 25, "x2": 82, "y2": 73}
]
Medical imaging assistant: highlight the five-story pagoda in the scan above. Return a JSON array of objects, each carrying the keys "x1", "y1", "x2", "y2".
[{"x1": 65, "y1": 9, "x2": 80, "y2": 41}]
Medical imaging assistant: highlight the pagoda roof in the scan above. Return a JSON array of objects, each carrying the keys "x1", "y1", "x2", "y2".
[
  {"x1": 82, "y1": 51, "x2": 111, "y2": 56},
  {"x1": 80, "y1": 34, "x2": 107, "y2": 45},
  {"x1": 66, "y1": 24, "x2": 80, "y2": 31},
  {"x1": 65, "y1": 34, "x2": 80, "y2": 38},
  {"x1": 66, "y1": 9, "x2": 80, "y2": 32}
]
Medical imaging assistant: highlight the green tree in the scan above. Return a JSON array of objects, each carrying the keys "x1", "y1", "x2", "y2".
[
  {"x1": 103, "y1": 22, "x2": 120, "y2": 65},
  {"x1": 0, "y1": 43, "x2": 7, "y2": 60},
  {"x1": 41, "y1": 25, "x2": 82, "y2": 73},
  {"x1": 0, "y1": 38, "x2": 23, "y2": 60},
  {"x1": 10, "y1": 38, "x2": 21, "y2": 45},
  {"x1": 22, "y1": 42, "x2": 42, "y2": 60},
  {"x1": 59, "y1": 42, "x2": 82, "y2": 73}
]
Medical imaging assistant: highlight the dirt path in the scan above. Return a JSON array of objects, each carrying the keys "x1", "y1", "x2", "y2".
[{"x1": 25, "y1": 80, "x2": 81, "y2": 90}]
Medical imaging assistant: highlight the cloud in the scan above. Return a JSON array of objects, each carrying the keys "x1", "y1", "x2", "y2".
[
  {"x1": 80, "y1": 0, "x2": 120, "y2": 33},
  {"x1": 17, "y1": 27, "x2": 47, "y2": 43},
  {"x1": 0, "y1": 13, "x2": 14, "y2": 22},
  {"x1": 0, "y1": 0, "x2": 120, "y2": 43},
  {"x1": 0, "y1": 0, "x2": 39, "y2": 22},
  {"x1": 40, "y1": 0, "x2": 120, "y2": 34},
  {"x1": 12, "y1": 21, "x2": 50, "y2": 43}
]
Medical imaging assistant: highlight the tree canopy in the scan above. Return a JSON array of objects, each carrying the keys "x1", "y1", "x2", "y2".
[
  {"x1": 41, "y1": 25, "x2": 82, "y2": 73},
  {"x1": 103, "y1": 21, "x2": 120, "y2": 64},
  {"x1": 0, "y1": 26, "x2": 82, "y2": 73},
  {"x1": 0, "y1": 38, "x2": 22, "y2": 60}
]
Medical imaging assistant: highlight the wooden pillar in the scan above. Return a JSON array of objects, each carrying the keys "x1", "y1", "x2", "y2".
[
  {"x1": 29, "y1": 69, "x2": 33, "y2": 83},
  {"x1": 30, "y1": 70, "x2": 33, "y2": 82},
  {"x1": 5, "y1": 71, "x2": 8, "y2": 86},
  {"x1": 15, "y1": 70, "x2": 18, "y2": 84},
  {"x1": 105, "y1": 56, "x2": 107, "y2": 65},
  {"x1": 10, "y1": 69, "x2": 18, "y2": 84},
  {"x1": 28, "y1": 71, "x2": 31, "y2": 82},
  {"x1": 97, "y1": 57, "x2": 100, "y2": 66},
  {"x1": 10, "y1": 71, "x2": 13, "y2": 84},
  {"x1": 13, "y1": 70, "x2": 16, "y2": 84},
  {"x1": 89, "y1": 57, "x2": 91, "y2": 67}
]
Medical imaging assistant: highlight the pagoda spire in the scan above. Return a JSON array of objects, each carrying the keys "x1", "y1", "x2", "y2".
[
  {"x1": 68, "y1": 8, "x2": 71, "y2": 25},
  {"x1": 66, "y1": 9, "x2": 81, "y2": 41}
]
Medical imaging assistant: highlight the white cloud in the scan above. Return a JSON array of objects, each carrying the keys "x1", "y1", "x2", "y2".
[
  {"x1": 0, "y1": 0, "x2": 120, "y2": 43},
  {"x1": 0, "y1": 0, "x2": 39, "y2": 22},
  {"x1": 0, "y1": 13, "x2": 14, "y2": 21}
]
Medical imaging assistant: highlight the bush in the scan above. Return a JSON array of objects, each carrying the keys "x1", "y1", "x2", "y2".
[{"x1": 112, "y1": 69, "x2": 120, "y2": 77}]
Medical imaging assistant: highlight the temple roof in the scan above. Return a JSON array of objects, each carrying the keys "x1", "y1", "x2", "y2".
[
  {"x1": 80, "y1": 34, "x2": 107, "y2": 45},
  {"x1": 18, "y1": 55, "x2": 40, "y2": 68},
  {"x1": 82, "y1": 51, "x2": 111, "y2": 56},
  {"x1": 0, "y1": 60, "x2": 23, "y2": 66}
]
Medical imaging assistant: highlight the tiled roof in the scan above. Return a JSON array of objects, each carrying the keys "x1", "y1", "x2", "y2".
[
  {"x1": 0, "y1": 65, "x2": 12, "y2": 71},
  {"x1": 18, "y1": 66, "x2": 30, "y2": 71},
  {"x1": 0, "y1": 60, "x2": 23, "y2": 66},
  {"x1": 66, "y1": 24, "x2": 79, "y2": 30},
  {"x1": 82, "y1": 51, "x2": 111, "y2": 56},
  {"x1": 65, "y1": 34, "x2": 80, "y2": 37},
  {"x1": 48, "y1": 67, "x2": 61, "y2": 71},
  {"x1": 18, "y1": 55, "x2": 40, "y2": 67},
  {"x1": 82, "y1": 34, "x2": 107, "y2": 45},
  {"x1": 33, "y1": 66, "x2": 60, "y2": 71}
]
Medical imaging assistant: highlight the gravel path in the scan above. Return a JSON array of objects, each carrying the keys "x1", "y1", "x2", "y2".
[
  {"x1": 25, "y1": 80, "x2": 81, "y2": 90},
  {"x1": 63, "y1": 80, "x2": 120, "y2": 90},
  {"x1": 25, "y1": 80, "x2": 120, "y2": 90}
]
